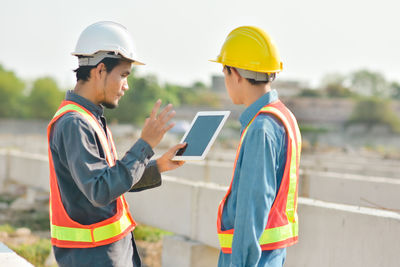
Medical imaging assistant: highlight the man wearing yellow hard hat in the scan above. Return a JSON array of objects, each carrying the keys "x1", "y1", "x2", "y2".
[{"x1": 211, "y1": 26, "x2": 302, "y2": 266}]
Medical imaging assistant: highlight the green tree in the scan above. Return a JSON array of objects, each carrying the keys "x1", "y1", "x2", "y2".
[
  {"x1": 325, "y1": 83, "x2": 354, "y2": 98},
  {"x1": 349, "y1": 70, "x2": 389, "y2": 97},
  {"x1": 299, "y1": 88, "x2": 322, "y2": 97},
  {"x1": 390, "y1": 82, "x2": 400, "y2": 100},
  {"x1": 0, "y1": 64, "x2": 25, "y2": 117},
  {"x1": 347, "y1": 97, "x2": 400, "y2": 133},
  {"x1": 106, "y1": 72, "x2": 164, "y2": 124},
  {"x1": 27, "y1": 77, "x2": 64, "y2": 119}
]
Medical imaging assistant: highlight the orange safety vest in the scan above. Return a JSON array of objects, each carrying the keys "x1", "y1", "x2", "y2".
[
  {"x1": 217, "y1": 100, "x2": 301, "y2": 253},
  {"x1": 47, "y1": 100, "x2": 136, "y2": 248}
]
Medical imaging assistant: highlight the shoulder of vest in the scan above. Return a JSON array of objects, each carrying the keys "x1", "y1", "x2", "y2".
[
  {"x1": 252, "y1": 112, "x2": 285, "y2": 129},
  {"x1": 52, "y1": 111, "x2": 97, "y2": 136}
]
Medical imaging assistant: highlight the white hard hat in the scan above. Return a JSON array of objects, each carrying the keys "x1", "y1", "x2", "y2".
[{"x1": 72, "y1": 21, "x2": 145, "y2": 66}]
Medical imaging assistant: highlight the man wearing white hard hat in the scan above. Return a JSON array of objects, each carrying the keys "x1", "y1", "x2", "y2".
[{"x1": 47, "y1": 21, "x2": 185, "y2": 267}]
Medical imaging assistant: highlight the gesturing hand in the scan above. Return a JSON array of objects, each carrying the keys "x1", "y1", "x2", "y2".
[
  {"x1": 156, "y1": 143, "x2": 186, "y2": 173},
  {"x1": 141, "y1": 99, "x2": 176, "y2": 148}
]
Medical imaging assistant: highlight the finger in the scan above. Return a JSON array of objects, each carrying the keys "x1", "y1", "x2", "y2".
[
  {"x1": 158, "y1": 104, "x2": 173, "y2": 120},
  {"x1": 161, "y1": 110, "x2": 176, "y2": 124},
  {"x1": 168, "y1": 142, "x2": 187, "y2": 154},
  {"x1": 163, "y1": 122, "x2": 176, "y2": 133},
  {"x1": 150, "y1": 99, "x2": 162, "y2": 119}
]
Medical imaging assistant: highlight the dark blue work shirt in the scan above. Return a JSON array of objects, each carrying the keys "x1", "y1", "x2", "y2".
[{"x1": 49, "y1": 91, "x2": 161, "y2": 267}]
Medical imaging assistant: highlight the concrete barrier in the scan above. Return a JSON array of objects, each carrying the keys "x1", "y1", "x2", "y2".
[
  {"x1": 0, "y1": 242, "x2": 34, "y2": 266},
  {"x1": 300, "y1": 170, "x2": 400, "y2": 210},
  {"x1": 7, "y1": 150, "x2": 49, "y2": 191},
  {"x1": 126, "y1": 176, "x2": 400, "y2": 267},
  {"x1": 286, "y1": 198, "x2": 400, "y2": 267},
  {"x1": 300, "y1": 156, "x2": 400, "y2": 179},
  {"x1": 166, "y1": 160, "x2": 232, "y2": 185},
  {"x1": 2, "y1": 151, "x2": 400, "y2": 266}
]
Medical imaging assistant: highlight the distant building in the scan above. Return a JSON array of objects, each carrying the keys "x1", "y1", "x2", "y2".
[
  {"x1": 211, "y1": 75, "x2": 226, "y2": 93},
  {"x1": 212, "y1": 74, "x2": 306, "y2": 98},
  {"x1": 272, "y1": 80, "x2": 308, "y2": 97}
]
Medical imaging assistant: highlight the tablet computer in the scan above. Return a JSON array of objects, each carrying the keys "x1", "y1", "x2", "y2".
[{"x1": 173, "y1": 111, "x2": 230, "y2": 161}]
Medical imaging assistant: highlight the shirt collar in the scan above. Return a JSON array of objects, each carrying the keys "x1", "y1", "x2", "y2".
[
  {"x1": 239, "y1": 89, "x2": 279, "y2": 128},
  {"x1": 65, "y1": 90, "x2": 104, "y2": 117}
]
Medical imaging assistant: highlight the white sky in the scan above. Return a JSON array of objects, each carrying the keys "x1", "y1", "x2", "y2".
[{"x1": 0, "y1": 0, "x2": 399, "y2": 89}]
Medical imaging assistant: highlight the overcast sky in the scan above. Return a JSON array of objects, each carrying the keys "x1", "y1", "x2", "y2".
[{"x1": 1, "y1": 0, "x2": 399, "y2": 89}]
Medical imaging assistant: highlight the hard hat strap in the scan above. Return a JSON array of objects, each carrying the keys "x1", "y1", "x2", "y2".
[
  {"x1": 78, "y1": 51, "x2": 122, "y2": 66},
  {"x1": 236, "y1": 68, "x2": 275, "y2": 82}
]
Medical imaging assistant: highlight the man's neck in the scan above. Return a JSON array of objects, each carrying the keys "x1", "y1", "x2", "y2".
[
  {"x1": 73, "y1": 81, "x2": 99, "y2": 105},
  {"x1": 243, "y1": 84, "x2": 272, "y2": 107}
]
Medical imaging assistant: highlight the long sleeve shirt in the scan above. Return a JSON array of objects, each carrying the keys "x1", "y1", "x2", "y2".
[
  {"x1": 49, "y1": 91, "x2": 161, "y2": 267},
  {"x1": 218, "y1": 90, "x2": 288, "y2": 267}
]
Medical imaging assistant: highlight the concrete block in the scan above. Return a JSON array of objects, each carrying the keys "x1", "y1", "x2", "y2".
[
  {"x1": 8, "y1": 151, "x2": 49, "y2": 191},
  {"x1": 300, "y1": 170, "x2": 400, "y2": 210},
  {"x1": 125, "y1": 176, "x2": 195, "y2": 237},
  {"x1": 162, "y1": 235, "x2": 219, "y2": 267},
  {"x1": 0, "y1": 242, "x2": 34, "y2": 266},
  {"x1": 285, "y1": 198, "x2": 400, "y2": 267},
  {"x1": 195, "y1": 184, "x2": 226, "y2": 248},
  {"x1": 167, "y1": 161, "x2": 232, "y2": 185}
]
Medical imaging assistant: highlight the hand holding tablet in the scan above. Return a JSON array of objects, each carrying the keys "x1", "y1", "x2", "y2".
[{"x1": 173, "y1": 111, "x2": 230, "y2": 161}]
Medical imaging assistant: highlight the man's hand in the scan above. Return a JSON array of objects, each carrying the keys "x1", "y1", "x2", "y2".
[
  {"x1": 156, "y1": 143, "x2": 186, "y2": 173},
  {"x1": 141, "y1": 99, "x2": 175, "y2": 148}
]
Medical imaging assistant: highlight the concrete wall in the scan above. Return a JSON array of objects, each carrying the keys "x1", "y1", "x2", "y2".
[
  {"x1": 0, "y1": 242, "x2": 34, "y2": 266},
  {"x1": 2, "y1": 151, "x2": 400, "y2": 266},
  {"x1": 300, "y1": 170, "x2": 400, "y2": 210},
  {"x1": 7, "y1": 150, "x2": 49, "y2": 191},
  {"x1": 127, "y1": 176, "x2": 400, "y2": 267},
  {"x1": 286, "y1": 199, "x2": 400, "y2": 267},
  {"x1": 2, "y1": 150, "x2": 400, "y2": 211}
]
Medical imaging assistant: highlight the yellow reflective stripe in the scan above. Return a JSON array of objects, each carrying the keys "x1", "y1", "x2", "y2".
[
  {"x1": 218, "y1": 222, "x2": 298, "y2": 248},
  {"x1": 260, "y1": 106, "x2": 298, "y2": 222},
  {"x1": 287, "y1": 110, "x2": 302, "y2": 153},
  {"x1": 93, "y1": 211, "x2": 132, "y2": 242},
  {"x1": 218, "y1": 233, "x2": 233, "y2": 248},
  {"x1": 259, "y1": 221, "x2": 298, "y2": 245},
  {"x1": 51, "y1": 203, "x2": 132, "y2": 243},
  {"x1": 51, "y1": 224, "x2": 92, "y2": 242},
  {"x1": 54, "y1": 104, "x2": 113, "y2": 165}
]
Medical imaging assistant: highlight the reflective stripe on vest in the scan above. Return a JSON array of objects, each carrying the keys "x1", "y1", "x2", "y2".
[
  {"x1": 217, "y1": 101, "x2": 301, "y2": 252},
  {"x1": 48, "y1": 101, "x2": 135, "y2": 247}
]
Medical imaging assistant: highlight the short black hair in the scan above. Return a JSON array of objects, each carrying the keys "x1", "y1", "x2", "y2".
[
  {"x1": 224, "y1": 65, "x2": 275, "y2": 85},
  {"x1": 73, "y1": 57, "x2": 123, "y2": 82}
]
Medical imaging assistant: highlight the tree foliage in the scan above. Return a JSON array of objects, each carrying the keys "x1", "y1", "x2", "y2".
[
  {"x1": 347, "y1": 97, "x2": 400, "y2": 133},
  {"x1": 349, "y1": 70, "x2": 390, "y2": 97},
  {"x1": 105, "y1": 69, "x2": 220, "y2": 124},
  {"x1": 0, "y1": 64, "x2": 25, "y2": 117},
  {"x1": 27, "y1": 77, "x2": 64, "y2": 119}
]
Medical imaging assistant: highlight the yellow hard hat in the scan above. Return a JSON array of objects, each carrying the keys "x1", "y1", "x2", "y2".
[{"x1": 210, "y1": 26, "x2": 283, "y2": 73}]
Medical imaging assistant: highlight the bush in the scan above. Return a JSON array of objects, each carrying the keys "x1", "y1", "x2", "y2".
[
  {"x1": 133, "y1": 224, "x2": 173, "y2": 242},
  {"x1": 10, "y1": 238, "x2": 52, "y2": 267},
  {"x1": 347, "y1": 97, "x2": 400, "y2": 133}
]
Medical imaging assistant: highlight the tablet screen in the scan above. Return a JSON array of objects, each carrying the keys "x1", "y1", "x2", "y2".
[{"x1": 175, "y1": 115, "x2": 225, "y2": 156}]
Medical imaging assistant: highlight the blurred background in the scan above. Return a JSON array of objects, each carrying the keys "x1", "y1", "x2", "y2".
[{"x1": 0, "y1": 0, "x2": 400, "y2": 266}]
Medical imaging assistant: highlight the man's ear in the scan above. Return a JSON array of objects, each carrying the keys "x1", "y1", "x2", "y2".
[
  {"x1": 231, "y1": 67, "x2": 243, "y2": 83},
  {"x1": 93, "y1": 63, "x2": 106, "y2": 80}
]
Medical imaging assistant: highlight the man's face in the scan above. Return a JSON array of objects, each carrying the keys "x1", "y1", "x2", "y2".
[{"x1": 101, "y1": 61, "x2": 132, "y2": 109}]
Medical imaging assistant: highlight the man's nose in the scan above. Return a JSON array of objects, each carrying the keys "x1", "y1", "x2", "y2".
[{"x1": 123, "y1": 83, "x2": 129, "y2": 91}]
